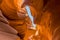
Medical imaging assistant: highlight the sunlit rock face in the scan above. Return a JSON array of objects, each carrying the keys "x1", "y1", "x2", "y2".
[
  {"x1": 0, "y1": 0, "x2": 25, "y2": 20},
  {"x1": 0, "y1": 0, "x2": 32, "y2": 39},
  {"x1": 0, "y1": 0, "x2": 18, "y2": 19}
]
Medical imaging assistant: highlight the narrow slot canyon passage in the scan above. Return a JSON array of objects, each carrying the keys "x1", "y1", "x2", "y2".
[{"x1": 0, "y1": 0, "x2": 60, "y2": 40}]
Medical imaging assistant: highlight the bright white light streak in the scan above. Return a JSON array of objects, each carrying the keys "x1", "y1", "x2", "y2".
[{"x1": 25, "y1": 5, "x2": 36, "y2": 28}]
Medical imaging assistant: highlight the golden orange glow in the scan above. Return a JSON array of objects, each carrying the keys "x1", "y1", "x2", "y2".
[
  {"x1": 14, "y1": 0, "x2": 24, "y2": 10},
  {"x1": 35, "y1": 11, "x2": 52, "y2": 40},
  {"x1": 0, "y1": 0, "x2": 56, "y2": 40},
  {"x1": 36, "y1": 25, "x2": 52, "y2": 40}
]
